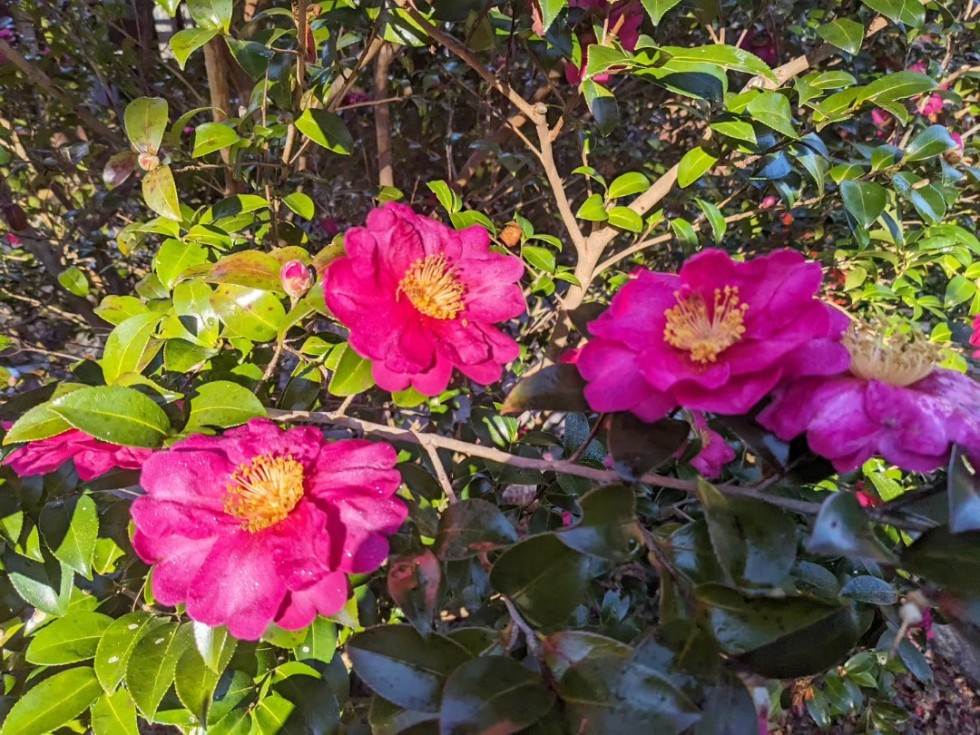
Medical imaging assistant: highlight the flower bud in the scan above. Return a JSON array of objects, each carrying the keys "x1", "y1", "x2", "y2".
[
  {"x1": 137, "y1": 152, "x2": 160, "y2": 171},
  {"x1": 280, "y1": 259, "x2": 314, "y2": 299},
  {"x1": 499, "y1": 221, "x2": 522, "y2": 248}
]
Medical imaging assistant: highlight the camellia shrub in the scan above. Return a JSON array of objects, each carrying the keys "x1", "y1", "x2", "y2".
[{"x1": 0, "y1": 0, "x2": 979, "y2": 733}]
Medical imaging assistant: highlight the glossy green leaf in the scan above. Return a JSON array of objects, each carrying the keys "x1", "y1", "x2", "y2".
[
  {"x1": 709, "y1": 119, "x2": 756, "y2": 144},
  {"x1": 6, "y1": 555, "x2": 73, "y2": 617},
  {"x1": 184, "y1": 380, "x2": 266, "y2": 432},
  {"x1": 39, "y1": 495, "x2": 99, "y2": 578},
  {"x1": 102, "y1": 313, "x2": 163, "y2": 385},
  {"x1": 26, "y1": 613, "x2": 112, "y2": 665},
  {"x1": 49, "y1": 386, "x2": 170, "y2": 448},
  {"x1": 283, "y1": 192, "x2": 315, "y2": 220},
  {"x1": 678, "y1": 146, "x2": 719, "y2": 187},
  {"x1": 348, "y1": 626, "x2": 472, "y2": 712},
  {"x1": 670, "y1": 217, "x2": 698, "y2": 250},
  {"x1": 187, "y1": 0, "x2": 232, "y2": 31},
  {"x1": 839, "y1": 575, "x2": 897, "y2": 604},
  {"x1": 694, "y1": 198, "x2": 726, "y2": 242},
  {"x1": 559, "y1": 485, "x2": 640, "y2": 561},
  {"x1": 0, "y1": 666, "x2": 101, "y2": 735},
  {"x1": 607, "y1": 206, "x2": 644, "y2": 232},
  {"x1": 608, "y1": 172, "x2": 650, "y2": 198},
  {"x1": 576, "y1": 193, "x2": 608, "y2": 222},
  {"x1": 127, "y1": 621, "x2": 193, "y2": 717},
  {"x1": 142, "y1": 164, "x2": 181, "y2": 221},
  {"x1": 840, "y1": 180, "x2": 887, "y2": 229},
  {"x1": 816, "y1": 19, "x2": 864, "y2": 54},
  {"x1": 124, "y1": 97, "x2": 168, "y2": 154},
  {"x1": 582, "y1": 80, "x2": 619, "y2": 136},
  {"x1": 523, "y1": 244, "x2": 556, "y2": 273},
  {"x1": 170, "y1": 27, "x2": 219, "y2": 69},
  {"x1": 211, "y1": 284, "x2": 286, "y2": 342},
  {"x1": 90, "y1": 688, "x2": 139, "y2": 735},
  {"x1": 95, "y1": 612, "x2": 160, "y2": 691},
  {"x1": 3, "y1": 403, "x2": 73, "y2": 444},
  {"x1": 296, "y1": 109, "x2": 354, "y2": 155},
  {"x1": 328, "y1": 343, "x2": 375, "y2": 396},
  {"x1": 905, "y1": 124, "x2": 958, "y2": 162},
  {"x1": 862, "y1": 0, "x2": 925, "y2": 27},
  {"x1": 192, "y1": 122, "x2": 241, "y2": 157},
  {"x1": 435, "y1": 498, "x2": 519, "y2": 560},
  {"x1": 640, "y1": 0, "x2": 682, "y2": 24},
  {"x1": 535, "y1": 0, "x2": 568, "y2": 32},
  {"x1": 860, "y1": 72, "x2": 934, "y2": 104},
  {"x1": 746, "y1": 92, "x2": 799, "y2": 139},
  {"x1": 607, "y1": 413, "x2": 689, "y2": 481},
  {"x1": 660, "y1": 45, "x2": 775, "y2": 81},
  {"x1": 902, "y1": 528, "x2": 980, "y2": 595},
  {"x1": 501, "y1": 364, "x2": 590, "y2": 415},
  {"x1": 388, "y1": 548, "x2": 441, "y2": 635},
  {"x1": 58, "y1": 267, "x2": 89, "y2": 297},
  {"x1": 295, "y1": 617, "x2": 338, "y2": 663},
  {"x1": 808, "y1": 492, "x2": 897, "y2": 563}
]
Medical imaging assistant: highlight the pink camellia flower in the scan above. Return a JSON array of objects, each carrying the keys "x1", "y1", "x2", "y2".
[
  {"x1": 686, "y1": 412, "x2": 736, "y2": 479},
  {"x1": 3, "y1": 429, "x2": 152, "y2": 481},
  {"x1": 563, "y1": 0, "x2": 644, "y2": 85},
  {"x1": 917, "y1": 93, "x2": 945, "y2": 118},
  {"x1": 324, "y1": 202, "x2": 526, "y2": 396},
  {"x1": 758, "y1": 322, "x2": 980, "y2": 473},
  {"x1": 742, "y1": 28, "x2": 778, "y2": 68},
  {"x1": 760, "y1": 195, "x2": 779, "y2": 210},
  {"x1": 280, "y1": 259, "x2": 314, "y2": 300},
  {"x1": 577, "y1": 249, "x2": 850, "y2": 422},
  {"x1": 320, "y1": 217, "x2": 341, "y2": 238},
  {"x1": 130, "y1": 419, "x2": 405, "y2": 640},
  {"x1": 970, "y1": 314, "x2": 980, "y2": 358}
]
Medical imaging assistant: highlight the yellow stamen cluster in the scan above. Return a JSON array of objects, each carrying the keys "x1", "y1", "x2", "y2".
[
  {"x1": 225, "y1": 454, "x2": 305, "y2": 532},
  {"x1": 397, "y1": 253, "x2": 467, "y2": 320},
  {"x1": 844, "y1": 321, "x2": 940, "y2": 387},
  {"x1": 663, "y1": 286, "x2": 749, "y2": 364}
]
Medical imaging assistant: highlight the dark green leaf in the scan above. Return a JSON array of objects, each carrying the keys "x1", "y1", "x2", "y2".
[
  {"x1": 862, "y1": 0, "x2": 925, "y2": 27},
  {"x1": 0, "y1": 666, "x2": 101, "y2": 735},
  {"x1": 816, "y1": 19, "x2": 864, "y2": 54},
  {"x1": 949, "y1": 447, "x2": 980, "y2": 533},
  {"x1": 388, "y1": 549, "x2": 441, "y2": 635},
  {"x1": 840, "y1": 180, "x2": 887, "y2": 229},
  {"x1": 746, "y1": 92, "x2": 799, "y2": 139},
  {"x1": 808, "y1": 492, "x2": 897, "y2": 563},
  {"x1": 582, "y1": 81, "x2": 619, "y2": 136},
  {"x1": 607, "y1": 413, "x2": 689, "y2": 481},
  {"x1": 435, "y1": 499, "x2": 518, "y2": 560},
  {"x1": 840, "y1": 575, "x2": 897, "y2": 604},
  {"x1": 905, "y1": 125, "x2": 958, "y2": 162},
  {"x1": 39, "y1": 495, "x2": 99, "y2": 578},
  {"x1": 695, "y1": 673, "x2": 758, "y2": 735},
  {"x1": 559, "y1": 485, "x2": 640, "y2": 561},
  {"x1": 501, "y1": 364, "x2": 589, "y2": 415},
  {"x1": 296, "y1": 109, "x2": 354, "y2": 155},
  {"x1": 902, "y1": 527, "x2": 980, "y2": 595},
  {"x1": 860, "y1": 71, "x2": 934, "y2": 104},
  {"x1": 49, "y1": 386, "x2": 170, "y2": 448}
]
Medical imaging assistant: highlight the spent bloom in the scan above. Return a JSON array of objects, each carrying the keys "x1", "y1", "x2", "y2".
[
  {"x1": 577, "y1": 249, "x2": 850, "y2": 422},
  {"x1": 686, "y1": 413, "x2": 736, "y2": 479},
  {"x1": 758, "y1": 321, "x2": 980, "y2": 473},
  {"x1": 130, "y1": 419, "x2": 405, "y2": 640},
  {"x1": 4, "y1": 429, "x2": 152, "y2": 481},
  {"x1": 324, "y1": 203, "x2": 525, "y2": 396}
]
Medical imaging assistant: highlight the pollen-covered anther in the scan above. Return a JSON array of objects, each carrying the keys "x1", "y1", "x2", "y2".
[
  {"x1": 844, "y1": 322, "x2": 941, "y2": 387},
  {"x1": 397, "y1": 253, "x2": 467, "y2": 320},
  {"x1": 663, "y1": 286, "x2": 749, "y2": 364},
  {"x1": 225, "y1": 454, "x2": 305, "y2": 532}
]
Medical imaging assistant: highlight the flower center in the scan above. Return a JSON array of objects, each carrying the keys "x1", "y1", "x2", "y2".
[
  {"x1": 844, "y1": 322, "x2": 940, "y2": 387},
  {"x1": 663, "y1": 286, "x2": 749, "y2": 364},
  {"x1": 397, "y1": 253, "x2": 466, "y2": 320},
  {"x1": 225, "y1": 454, "x2": 305, "y2": 532}
]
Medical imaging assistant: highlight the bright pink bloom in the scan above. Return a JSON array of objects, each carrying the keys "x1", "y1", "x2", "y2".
[
  {"x1": 760, "y1": 195, "x2": 779, "y2": 210},
  {"x1": 324, "y1": 202, "x2": 525, "y2": 396},
  {"x1": 686, "y1": 413, "x2": 735, "y2": 479},
  {"x1": 970, "y1": 314, "x2": 980, "y2": 358},
  {"x1": 577, "y1": 249, "x2": 850, "y2": 422},
  {"x1": 908, "y1": 61, "x2": 927, "y2": 74},
  {"x1": 952, "y1": 132, "x2": 965, "y2": 151},
  {"x1": 559, "y1": 348, "x2": 581, "y2": 365},
  {"x1": 280, "y1": 259, "x2": 314, "y2": 299},
  {"x1": 758, "y1": 326, "x2": 980, "y2": 473},
  {"x1": 563, "y1": 0, "x2": 644, "y2": 85},
  {"x1": 917, "y1": 93, "x2": 944, "y2": 117},
  {"x1": 131, "y1": 419, "x2": 405, "y2": 640},
  {"x1": 3, "y1": 429, "x2": 152, "y2": 481}
]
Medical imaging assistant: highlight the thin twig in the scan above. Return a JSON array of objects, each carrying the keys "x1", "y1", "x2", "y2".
[{"x1": 421, "y1": 438, "x2": 458, "y2": 504}]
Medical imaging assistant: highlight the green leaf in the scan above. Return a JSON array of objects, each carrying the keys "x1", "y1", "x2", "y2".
[
  {"x1": 582, "y1": 80, "x2": 619, "y2": 136},
  {"x1": 905, "y1": 124, "x2": 958, "y2": 162},
  {"x1": 187, "y1": 0, "x2": 232, "y2": 31},
  {"x1": 102, "y1": 313, "x2": 163, "y2": 385},
  {"x1": 328, "y1": 343, "x2": 375, "y2": 397},
  {"x1": 388, "y1": 548, "x2": 441, "y2": 636},
  {"x1": 95, "y1": 612, "x2": 159, "y2": 691},
  {"x1": 608, "y1": 172, "x2": 650, "y2": 198},
  {"x1": 607, "y1": 413, "x2": 689, "y2": 481},
  {"x1": 902, "y1": 528, "x2": 980, "y2": 595},
  {"x1": 576, "y1": 193, "x2": 608, "y2": 222},
  {"x1": 746, "y1": 92, "x2": 799, "y2": 139},
  {"x1": 211, "y1": 284, "x2": 286, "y2": 342},
  {"x1": 124, "y1": 97, "x2": 168, "y2": 155},
  {"x1": 660, "y1": 45, "x2": 775, "y2": 82},
  {"x1": 142, "y1": 164, "x2": 181, "y2": 221},
  {"x1": 839, "y1": 575, "x2": 897, "y2": 604},
  {"x1": 435, "y1": 498, "x2": 519, "y2": 560},
  {"x1": 490, "y1": 533, "x2": 590, "y2": 626},
  {"x1": 695, "y1": 198, "x2": 726, "y2": 242},
  {"x1": 640, "y1": 0, "x2": 682, "y2": 24},
  {"x1": 154, "y1": 0, "x2": 181, "y2": 16},
  {"x1": 127, "y1": 621, "x2": 193, "y2": 718},
  {"x1": 607, "y1": 206, "x2": 644, "y2": 232},
  {"x1": 500, "y1": 364, "x2": 590, "y2": 415},
  {"x1": 58, "y1": 267, "x2": 90, "y2": 297},
  {"x1": 536, "y1": 0, "x2": 568, "y2": 32},
  {"x1": 295, "y1": 109, "x2": 354, "y2": 155},
  {"x1": 860, "y1": 71, "x2": 934, "y2": 104},
  {"x1": 678, "y1": 146, "x2": 719, "y2": 187},
  {"x1": 49, "y1": 386, "x2": 170, "y2": 448},
  {"x1": 90, "y1": 689, "x2": 139, "y2": 735},
  {"x1": 295, "y1": 617, "x2": 338, "y2": 663},
  {"x1": 154, "y1": 239, "x2": 209, "y2": 290},
  {"x1": 427, "y1": 180, "x2": 462, "y2": 214},
  {"x1": 283, "y1": 192, "x2": 315, "y2": 220},
  {"x1": 862, "y1": 0, "x2": 925, "y2": 27},
  {"x1": 169, "y1": 28, "x2": 219, "y2": 69},
  {"x1": 185, "y1": 380, "x2": 266, "y2": 432},
  {"x1": 910, "y1": 184, "x2": 947, "y2": 225},
  {"x1": 39, "y1": 495, "x2": 99, "y2": 578},
  {"x1": 709, "y1": 119, "x2": 756, "y2": 144},
  {"x1": 807, "y1": 492, "x2": 897, "y2": 563},
  {"x1": 348, "y1": 626, "x2": 471, "y2": 712},
  {"x1": 696, "y1": 673, "x2": 759, "y2": 735},
  {"x1": 6, "y1": 556, "x2": 73, "y2": 617},
  {"x1": 441, "y1": 657, "x2": 554, "y2": 735},
  {"x1": 670, "y1": 217, "x2": 699, "y2": 250},
  {"x1": 195, "y1": 250, "x2": 283, "y2": 293},
  {"x1": 523, "y1": 244, "x2": 556, "y2": 273},
  {"x1": 840, "y1": 180, "x2": 887, "y2": 229},
  {"x1": 174, "y1": 643, "x2": 224, "y2": 724},
  {"x1": 816, "y1": 19, "x2": 864, "y2": 55},
  {"x1": 559, "y1": 485, "x2": 640, "y2": 562},
  {"x1": 192, "y1": 122, "x2": 242, "y2": 157},
  {"x1": 26, "y1": 612, "x2": 113, "y2": 665},
  {"x1": 0, "y1": 666, "x2": 101, "y2": 735}
]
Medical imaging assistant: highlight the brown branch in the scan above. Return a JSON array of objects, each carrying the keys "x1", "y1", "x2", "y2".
[
  {"x1": 373, "y1": 42, "x2": 396, "y2": 188},
  {"x1": 202, "y1": 38, "x2": 240, "y2": 194}
]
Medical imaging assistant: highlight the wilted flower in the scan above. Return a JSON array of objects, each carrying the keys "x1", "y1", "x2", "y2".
[
  {"x1": 324, "y1": 203, "x2": 526, "y2": 396},
  {"x1": 280, "y1": 259, "x2": 314, "y2": 300},
  {"x1": 3, "y1": 429, "x2": 152, "y2": 481},
  {"x1": 686, "y1": 412, "x2": 736, "y2": 479},
  {"x1": 758, "y1": 321, "x2": 980, "y2": 473},
  {"x1": 130, "y1": 419, "x2": 405, "y2": 640},
  {"x1": 577, "y1": 249, "x2": 850, "y2": 422}
]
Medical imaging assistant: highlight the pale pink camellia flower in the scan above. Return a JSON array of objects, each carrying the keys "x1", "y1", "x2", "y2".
[
  {"x1": 970, "y1": 314, "x2": 980, "y2": 358},
  {"x1": 686, "y1": 412, "x2": 736, "y2": 479},
  {"x1": 130, "y1": 419, "x2": 405, "y2": 640},
  {"x1": 758, "y1": 322, "x2": 980, "y2": 473},
  {"x1": 324, "y1": 202, "x2": 526, "y2": 396},
  {"x1": 280, "y1": 259, "x2": 314, "y2": 300},
  {"x1": 577, "y1": 249, "x2": 850, "y2": 422},
  {"x1": 562, "y1": 0, "x2": 645, "y2": 85},
  {"x1": 760, "y1": 195, "x2": 779, "y2": 210},
  {"x1": 3, "y1": 428, "x2": 153, "y2": 481}
]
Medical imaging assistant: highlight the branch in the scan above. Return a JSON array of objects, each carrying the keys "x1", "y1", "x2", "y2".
[
  {"x1": 373, "y1": 42, "x2": 396, "y2": 187},
  {"x1": 533, "y1": 108, "x2": 588, "y2": 254}
]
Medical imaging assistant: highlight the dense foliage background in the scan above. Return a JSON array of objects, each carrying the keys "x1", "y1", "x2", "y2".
[{"x1": 0, "y1": 0, "x2": 979, "y2": 733}]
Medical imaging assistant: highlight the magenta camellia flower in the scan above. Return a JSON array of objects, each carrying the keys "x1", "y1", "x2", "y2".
[
  {"x1": 130, "y1": 419, "x2": 405, "y2": 640},
  {"x1": 757, "y1": 322, "x2": 980, "y2": 473},
  {"x1": 687, "y1": 413, "x2": 736, "y2": 479},
  {"x1": 280, "y1": 259, "x2": 314, "y2": 300},
  {"x1": 324, "y1": 202, "x2": 526, "y2": 396},
  {"x1": 577, "y1": 249, "x2": 850, "y2": 422},
  {"x1": 562, "y1": 0, "x2": 644, "y2": 85},
  {"x1": 971, "y1": 314, "x2": 980, "y2": 358},
  {"x1": 3, "y1": 429, "x2": 152, "y2": 481}
]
